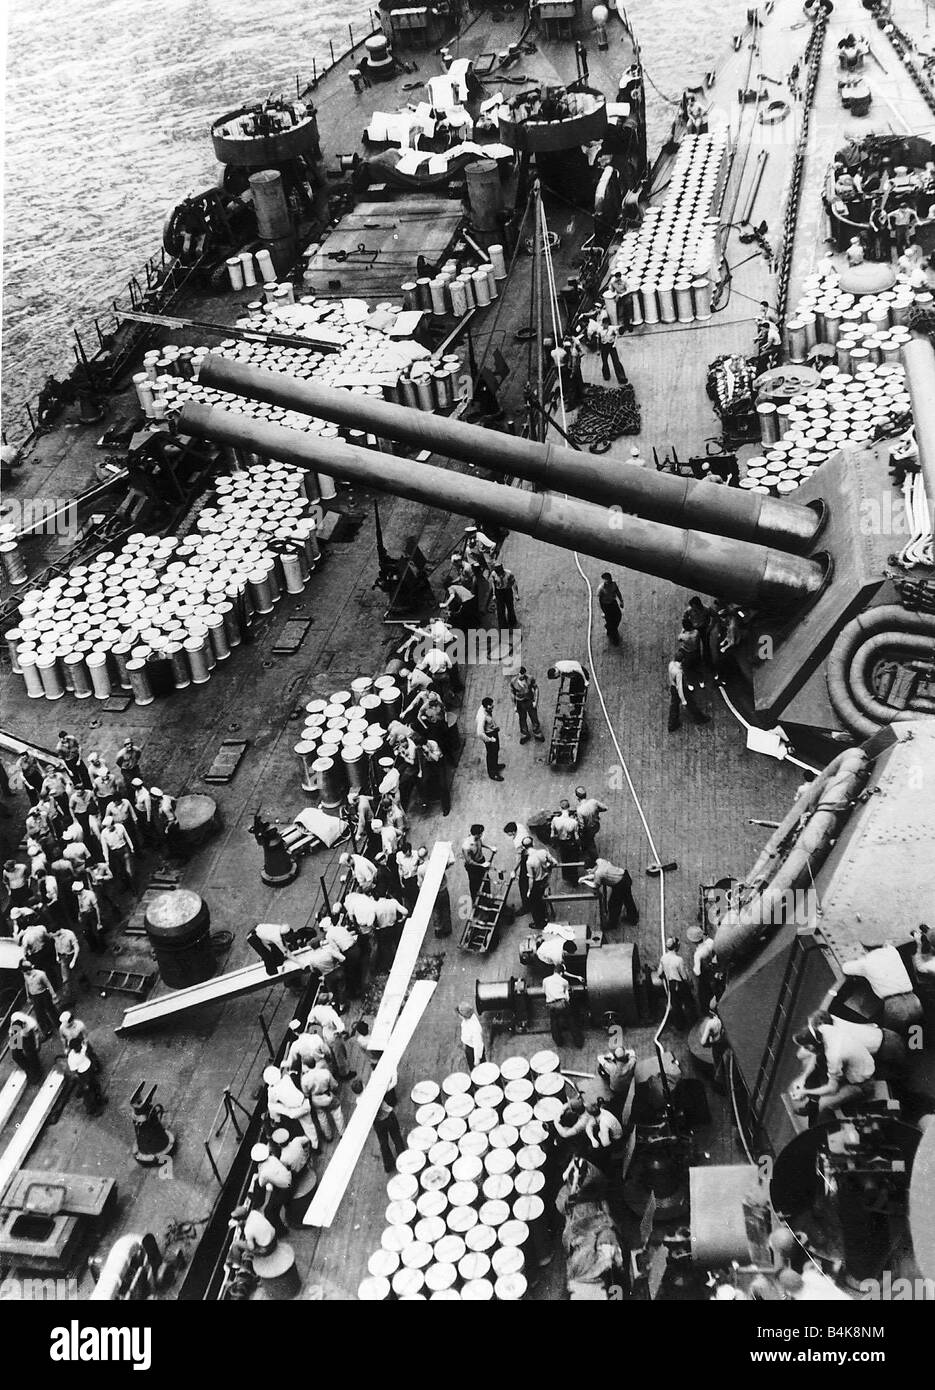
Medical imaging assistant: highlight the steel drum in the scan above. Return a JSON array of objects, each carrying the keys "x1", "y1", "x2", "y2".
[
  {"x1": 458, "y1": 1251, "x2": 491, "y2": 1282},
  {"x1": 471, "y1": 1062, "x2": 501, "y2": 1087},
  {"x1": 416, "y1": 1190, "x2": 448, "y2": 1220},
  {"x1": 482, "y1": 1173, "x2": 514, "y2": 1201},
  {"x1": 461, "y1": 1278, "x2": 494, "y2": 1300},
  {"x1": 395, "y1": 1149, "x2": 426, "y2": 1176},
  {"x1": 428, "y1": 1141, "x2": 459, "y2": 1169},
  {"x1": 386, "y1": 1173, "x2": 419, "y2": 1203},
  {"x1": 504, "y1": 1078, "x2": 535, "y2": 1104},
  {"x1": 494, "y1": 1272, "x2": 527, "y2": 1300},
  {"x1": 479, "y1": 1198, "x2": 511, "y2": 1228},
  {"x1": 446, "y1": 1204, "x2": 478, "y2": 1233},
  {"x1": 420, "y1": 1165, "x2": 451, "y2": 1192},
  {"x1": 424, "y1": 1261, "x2": 458, "y2": 1292},
  {"x1": 445, "y1": 1093, "x2": 475, "y2": 1119},
  {"x1": 489, "y1": 1123, "x2": 519, "y2": 1150},
  {"x1": 381, "y1": 1224, "x2": 414, "y2": 1252},
  {"x1": 434, "y1": 1233, "x2": 466, "y2": 1265},
  {"x1": 451, "y1": 1154, "x2": 484, "y2": 1184},
  {"x1": 392, "y1": 1266, "x2": 425, "y2": 1296},
  {"x1": 407, "y1": 1125, "x2": 438, "y2": 1152},
  {"x1": 414, "y1": 1215, "x2": 446, "y2": 1245},
  {"x1": 385, "y1": 1199, "x2": 417, "y2": 1226},
  {"x1": 459, "y1": 1131, "x2": 489, "y2": 1159},
  {"x1": 410, "y1": 1079, "x2": 441, "y2": 1106},
  {"x1": 517, "y1": 1145, "x2": 547, "y2": 1171},
  {"x1": 492, "y1": 1244, "x2": 525, "y2": 1277},
  {"x1": 447, "y1": 1180, "x2": 479, "y2": 1208},
  {"x1": 358, "y1": 1275, "x2": 390, "y2": 1300},
  {"x1": 400, "y1": 1240, "x2": 433, "y2": 1270},
  {"x1": 530, "y1": 1049, "x2": 560, "y2": 1075},
  {"x1": 367, "y1": 1248, "x2": 400, "y2": 1278}
]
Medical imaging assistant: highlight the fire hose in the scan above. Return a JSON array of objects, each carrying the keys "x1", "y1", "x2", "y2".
[
  {"x1": 714, "y1": 747, "x2": 872, "y2": 964},
  {"x1": 826, "y1": 604, "x2": 935, "y2": 739}
]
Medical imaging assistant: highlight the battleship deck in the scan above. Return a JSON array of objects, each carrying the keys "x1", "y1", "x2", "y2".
[
  {"x1": 1, "y1": 0, "x2": 933, "y2": 1301},
  {"x1": 0, "y1": 504, "x2": 783, "y2": 1299}
]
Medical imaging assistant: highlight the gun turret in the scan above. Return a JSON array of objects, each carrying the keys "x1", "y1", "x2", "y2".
[
  {"x1": 196, "y1": 353, "x2": 823, "y2": 553},
  {"x1": 178, "y1": 400, "x2": 827, "y2": 609}
]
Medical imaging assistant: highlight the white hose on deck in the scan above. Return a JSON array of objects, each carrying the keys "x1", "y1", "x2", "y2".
[{"x1": 538, "y1": 202, "x2": 675, "y2": 1050}]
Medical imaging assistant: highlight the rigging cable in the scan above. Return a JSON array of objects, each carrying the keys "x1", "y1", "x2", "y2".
[{"x1": 642, "y1": 64, "x2": 682, "y2": 106}]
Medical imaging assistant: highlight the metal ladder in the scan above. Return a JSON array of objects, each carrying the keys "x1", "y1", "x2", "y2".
[{"x1": 93, "y1": 968, "x2": 154, "y2": 999}]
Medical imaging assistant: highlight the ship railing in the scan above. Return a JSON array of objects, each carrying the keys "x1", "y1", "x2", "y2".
[
  {"x1": 0, "y1": 511, "x2": 136, "y2": 637},
  {"x1": 195, "y1": 985, "x2": 311, "y2": 1189},
  {"x1": 296, "y1": 8, "x2": 385, "y2": 96},
  {"x1": 106, "y1": 252, "x2": 207, "y2": 381},
  {"x1": 3, "y1": 10, "x2": 386, "y2": 450},
  {"x1": 643, "y1": 4, "x2": 767, "y2": 203},
  {"x1": 3, "y1": 246, "x2": 202, "y2": 450},
  {"x1": 179, "y1": 970, "x2": 328, "y2": 1301}
]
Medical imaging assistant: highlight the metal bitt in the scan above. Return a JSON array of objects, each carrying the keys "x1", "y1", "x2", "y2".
[
  {"x1": 196, "y1": 354, "x2": 824, "y2": 553},
  {"x1": 249, "y1": 809, "x2": 298, "y2": 886},
  {"x1": 901, "y1": 337, "x2": 935, "y2": 545},
  {"x1": 130, "y1": 1082, "x2": 176, "y2": 1166},
  {"x1": 179, "y1": 402, "x2": 828, "y2": 609}
]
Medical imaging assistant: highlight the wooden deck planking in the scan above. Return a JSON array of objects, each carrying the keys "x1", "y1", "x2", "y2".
[
  {"x1": 302, "y1": 200, "x2": 464, "y2": 296},
  {"x1": 289, "y1": 507, "x2": 796, "y2": 1297}
]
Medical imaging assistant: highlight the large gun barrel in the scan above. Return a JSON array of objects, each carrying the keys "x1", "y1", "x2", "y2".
[
  {"x1": 179, "y1": 402, "x2": 828, "y2": 608},
  {"x1": 196, "y1": 354, "x2": 823, "y2": 553}
]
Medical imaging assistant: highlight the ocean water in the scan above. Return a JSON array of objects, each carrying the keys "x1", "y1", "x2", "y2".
[{"x1": 1, "y1": 0, "x2": 737, "y2": 428}]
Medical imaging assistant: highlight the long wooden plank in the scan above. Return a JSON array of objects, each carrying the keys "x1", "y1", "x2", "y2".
[
  {"x1": 0, "y1": 732, "x2": 62, "y2": 766},
  {"x1": 0, "y1": 939, "x2": 23, "y2": 971},
  {"x1": 115, "y1": 946, "x2": 323, "y2": 1035},
  {"x1": 369, "y1": 840, "x2": 450, "y2": 1053},
  {"x1": 0, "y1": 1072, "x2": 27, "y2": 1137},
  {"x1": 0, "y1": 1071, "x2": 64, "y2": 1198},
  {"x1": 304, "y1": 980, "x2": 437, "y2": 1228},
  {"x1": 116, "y1": 309, "x2": 342, "y2": 354}
]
